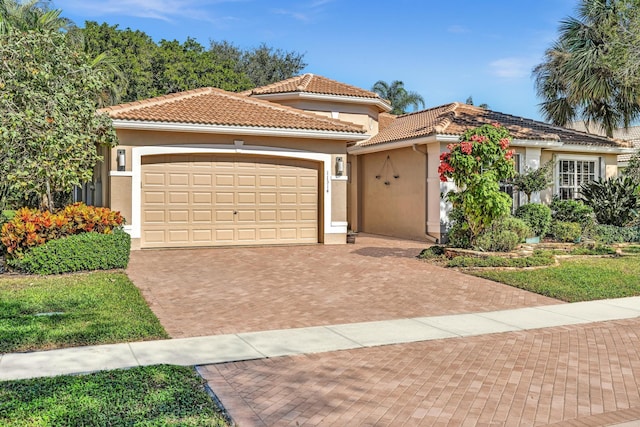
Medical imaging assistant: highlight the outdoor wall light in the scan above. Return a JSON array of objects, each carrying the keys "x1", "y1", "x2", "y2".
[
  {"x1": 336, "y1": 157, "x2": 344, "y2": 176},
  {"x1": 117, "y1": 149, "x2": 126, "y2": 171}
]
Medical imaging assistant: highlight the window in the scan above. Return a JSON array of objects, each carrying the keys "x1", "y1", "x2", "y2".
[{"x1": 557, "y1": 159, "x2": 597, "y2": 200}]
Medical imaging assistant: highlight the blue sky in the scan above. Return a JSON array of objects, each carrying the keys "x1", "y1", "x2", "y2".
[{"x1": 53, "y1": 0, "x2": 579, "y2": 120}]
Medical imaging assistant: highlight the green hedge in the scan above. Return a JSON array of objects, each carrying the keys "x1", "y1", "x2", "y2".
[
  {"x1": 586, "y1": 225, "x2": 640, "y2": 244},
  {"x1": 8, "y1": 230, "x2": 131, "y2": 275}
]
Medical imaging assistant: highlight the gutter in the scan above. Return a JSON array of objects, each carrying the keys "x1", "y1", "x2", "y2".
[{"x1": 413, "y1": 144, "x2": 439, "y2": 244}]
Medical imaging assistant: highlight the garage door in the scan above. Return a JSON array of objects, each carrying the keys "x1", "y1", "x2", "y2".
[{"x1": 141, "y1": 154, "x2": 319, "y2": 248}]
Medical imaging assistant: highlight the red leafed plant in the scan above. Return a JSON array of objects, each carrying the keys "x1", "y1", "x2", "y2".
[{"x1": 1, "y1": 203, "x2": 124, "y2": 258}]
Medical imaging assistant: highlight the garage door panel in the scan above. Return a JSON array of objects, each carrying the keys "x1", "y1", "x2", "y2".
[
  {"x1": 141, "y1": 154, "x2": 318, "y2": 248},
  {"x1": 192, "y1": 192, "x2": 212, "y2": 204},
  {"x1": 237, "y1": 192, "x2": 256, "y2": 204},
  {"x1": 143, "y1": 192, "x2": 165, "y2": 204},
  {"x1": 169, "y1": 192, "x2": 189, "y2": 204},
  {"x1": 192, "y1": 210, "x2": 212, "y2": 222}
]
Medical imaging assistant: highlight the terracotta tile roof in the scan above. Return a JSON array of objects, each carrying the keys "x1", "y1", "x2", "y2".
[
  {"x1": 361, "y1": 103, "x2": 631, "y2": 148},
  {"x1": 242, "y1": 73, "x2": 384, "y2": 100},
  {"x1": 569, "y1": 121, "x2": 640, "y2": 161},
  {"x1": 100, "y1": 87, "x2": 366, "y2": 134}
]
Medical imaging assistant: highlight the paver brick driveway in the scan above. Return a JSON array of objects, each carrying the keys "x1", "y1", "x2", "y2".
[{"x1": 127, "y1": 234, "x2": 559, "y2": 338}]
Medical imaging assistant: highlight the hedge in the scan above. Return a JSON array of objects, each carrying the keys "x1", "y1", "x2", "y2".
[
  {"x1": 8, "y1": 229, "x2": 131, "y2": 275},
  {"x1": 586, "y1": 225, "x2": 640, "y2": 244}
]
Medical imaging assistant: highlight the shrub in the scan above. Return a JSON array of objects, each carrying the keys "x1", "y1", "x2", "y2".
[
  {"x1": 585, "y1": 224, "x2": 640, "y2": 244},
  {"x1": 1, "y1": 203, "x2": 124, "y2": 258},
  {"x1": 515, "y1": 203, "x2": 552, "y2": 237},
  {"x1": 550, "y1": 198, "x2": 594, "y2": 227},
  {"x1": 445, "y1": 205, "x2": 472, "y2": 248},
  {"x1": 511, "y1": 161, "x2": 553, "y2": 204},
  {"x1": 549, "y1": 221, "x2": 582, "y2": 243},
  {"x1": 580, "y1": 176, "x2": 640, "y2": 226},
  {"x1": 7, "y1": 229, "x2": 131, "y2": 274},
  {"x1": 447, "y1": 250, "x2": 555, "y2": 268},
  {"x1": 473, "y1": 216, "x2": 529, "y2": 252},
  {"x1": 439, "y1": 123, "x2": 516, "y2": 239},
  {"x1": 569, "y1": 245, "x2": 616, "y2": 255},
  {"x1": 419, "y1": 245, "x2": 445, "y2": 259},
  {"x1": 474, "y1": 229, "x2": 520, "y2": 252}
]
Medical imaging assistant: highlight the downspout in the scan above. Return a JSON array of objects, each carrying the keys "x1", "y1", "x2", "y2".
[{"x1": 413, "y1": 144, "x2": 439, "y2": 244}]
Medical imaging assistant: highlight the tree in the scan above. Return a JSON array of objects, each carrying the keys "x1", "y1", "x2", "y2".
[
  {"x1": 511, "y1": 161, "x2": 554, "y2": 203},
  {"x1": 439, "y1": 123, "x2": 517, "y2": 240},
  {"x1": 624, "y1": 151, "x2": 640, "y2": 182},
  {"x1": 465, "y1": 95, "x2": 488, "y2": 109},
  {"x1": 533, "y1": 0, "x2": 640, "y2": 137},
  {"x1": 210, "y1": 40, "x2": 307, "y2": 87},
  {"x1": 0, "y1": 0, "x2": 73, "y2": 34},
  {"x1": 371, "y1": 80, "x2": 425, "y2": 115},
  {"x1": 0, "y1": 29, "x2": 118, "y2": 210}
]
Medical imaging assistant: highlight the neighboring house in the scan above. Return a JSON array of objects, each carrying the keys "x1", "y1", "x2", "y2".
[
  {"x1": 95, "y1": 74, "x2": 633, "y2": 248},
  {"x1": 568, "y1": 121, "x2": 640, "y2": 168}
]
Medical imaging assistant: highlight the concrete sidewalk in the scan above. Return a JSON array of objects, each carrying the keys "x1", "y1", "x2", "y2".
[{"x1": 2, "y1": 296, "x2": 640, "y2": 382}]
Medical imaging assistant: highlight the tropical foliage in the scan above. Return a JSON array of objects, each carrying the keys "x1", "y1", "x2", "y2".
[
  {"x1": 440, "y1": 123, "x2": 517, "y2": 240},
  {"x1": 579, "y1": 175, "x2": 640, "y2": 226},
  {"x1": 1, "y1": 203, "x2": 124, "y2": 258},
  {"x1": 371, "y1": 80, "x2": 425, "y2": 114},
  {"x1": 533, "y1": 0, "x2": 640, "y2": 137},
  {"x1": 0, "y1": 29, "x2": 118, "y2": 210},
  {"x1": 0, "y1": 0, "x2": 72, "y2": 34},
  {"x1": 511, "y1": 161, "x2": 554, "y2": 203}
]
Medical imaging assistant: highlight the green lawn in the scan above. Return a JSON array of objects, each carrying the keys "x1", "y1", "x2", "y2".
[
  {"x1": 0, "y1": 365, "x2": 229, "y2": 426},
  {"x1": 0, "y1": 272, "x2": 168, "y2": 353},
  {"x1": 471, "y1": 255, "x2": 640, "y2": 302}
]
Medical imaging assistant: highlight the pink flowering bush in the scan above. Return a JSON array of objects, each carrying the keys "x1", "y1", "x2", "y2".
[{"x1": 439, "y1": 123, "x2": 517, "y2": 242}]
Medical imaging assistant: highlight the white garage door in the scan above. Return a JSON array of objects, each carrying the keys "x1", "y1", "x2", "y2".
[{"x1": 141, "y1": 154, "x2": 319, "y2": 248}]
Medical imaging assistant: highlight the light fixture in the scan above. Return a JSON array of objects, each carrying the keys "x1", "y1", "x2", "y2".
[
  {"x1": 336, "y1": 157, "x2": 344, "y2": 176},
  {"x1": 117, "y1": 149, "x2": 126, "y2": 171}
]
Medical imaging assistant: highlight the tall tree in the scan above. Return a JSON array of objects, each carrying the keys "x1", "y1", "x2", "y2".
[
  {"x1": 0, "y1": 0, "x2": 72, "y2": 34},
  {"x1": 465, "y1": 96, "x2": 489, "y2": 109},
  {"x1": 371, "y1": 80, "x2": 425, "y2": 115},
  {"x1": 0, "y1": 29, "x2": 117, "y2": 210},
  {"x1": 533, "y1": 0, "x2": 640, "y2": 137},
  {"x1": 210, "y1": 40, "x2": 307, "y2": 87}
]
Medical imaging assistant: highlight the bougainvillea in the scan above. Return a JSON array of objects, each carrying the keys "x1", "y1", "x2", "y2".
[
  {"x1": 440, "y1": 123, "x2": 516, "y2": 241},
  {"x1": 0, "y1": 203, "x2": 124, "y2": 257}
]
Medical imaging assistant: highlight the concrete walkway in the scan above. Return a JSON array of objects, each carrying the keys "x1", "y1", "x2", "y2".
[{"x1": 2, "y1": 296, "x2": 639, "y2": 382}]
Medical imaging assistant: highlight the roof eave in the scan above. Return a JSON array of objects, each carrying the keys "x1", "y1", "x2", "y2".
[
  {"x1": 111, "y1": 119, "x2": 368, "y2": 141},
  {"x1": 251, "y1": 92, "x2": 392, "y2": 113},
  {"x1": 348, "y1": 135, "x2": 438, "y2": 155}
]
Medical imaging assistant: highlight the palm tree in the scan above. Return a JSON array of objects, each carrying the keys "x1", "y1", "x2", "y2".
[
  {"x1": 0, "y1": 0, "x2": 126, "y2": 106},
  {"x1": 533, "y1": 0, "x2": 640, "y2": 137},
  {"x1": 0, "y1": 0, "x2": 73, "y2": 34},
  {"x1": 372, "y1": 80, "x2": 425, "y2": 115}
]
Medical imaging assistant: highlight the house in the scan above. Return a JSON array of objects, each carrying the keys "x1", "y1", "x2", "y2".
[{"x1": 95, "y1": 74, "x2": 634, "y2": 249}]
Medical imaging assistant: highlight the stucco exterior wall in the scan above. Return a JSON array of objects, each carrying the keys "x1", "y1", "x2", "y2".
[{"x1": 358, "y1": 147, "x2": 428, "y2": 241}]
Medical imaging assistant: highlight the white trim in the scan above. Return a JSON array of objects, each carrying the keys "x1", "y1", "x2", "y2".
[
  {"x1": 331, "y1": 221, "x2": 348, "y2": 227},
  {"x1": 251, "y1": 92, "x2": 392, "y2": 112},
  {"x1": 555, "y1": 154, "x2": 602, "y2": 200},
  {"x1": 111, "y1": 120, "x2": 367, "y2": 141},
  {"x1": 128, "y1": 144, "x2": 341, "y2": 241},
  {"x1": 331, "y1": 175, "x2": 348, "y2": 181},
  {"x1": 109, "y1": 170, "x2": 133, "y2": 177},
  {"x1": 544, "y1": 144, "x2": 635, "y2": 154}
]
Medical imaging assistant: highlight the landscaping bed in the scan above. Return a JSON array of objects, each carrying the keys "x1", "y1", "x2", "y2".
[
  {"x1": 0, "y1": 272, "x2": 168, "y2": 353},
  {"x1": 0, "y1": 365, "x2": 229, "y2": 426}
]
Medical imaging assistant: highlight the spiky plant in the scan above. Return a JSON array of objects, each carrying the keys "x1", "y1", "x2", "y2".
[{"x1": 579, "y1": 176, "x2": 640, "y2": 226}]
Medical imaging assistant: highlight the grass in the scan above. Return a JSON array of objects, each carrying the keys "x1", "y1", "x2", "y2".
[
  {"x1": 0, "y1": 365, "x2": 229, "y2": 426},
  {"x1": 0, "y1": 272, "x2": 168, "y2": 353},
  {"x1": 471, "y1": 256, "x2": 640, "y2": 302}
]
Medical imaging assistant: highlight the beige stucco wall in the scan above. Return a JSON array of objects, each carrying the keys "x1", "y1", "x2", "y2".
[
  {"x1": 107, "y1": 128, "x2": 355, "y2": 247},
  {"x1": 357, "y1": 146, "x2": 429, "y2": 241}
]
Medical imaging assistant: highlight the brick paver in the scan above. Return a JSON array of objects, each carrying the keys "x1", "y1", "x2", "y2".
[
  {"x1": 198, "y1": 318, "x2": 640, "y2": 426},
  {"x1": 127, "y1": 234, "x2": 559, "y2": 338}
]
